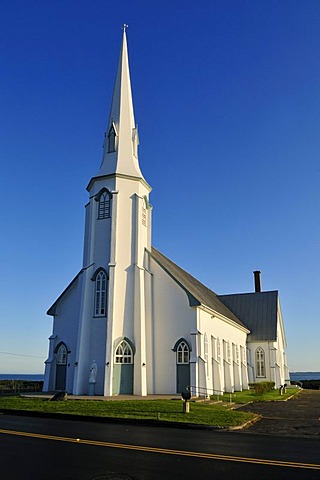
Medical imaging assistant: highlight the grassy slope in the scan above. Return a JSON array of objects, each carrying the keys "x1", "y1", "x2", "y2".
[
  {"x1": 0, "y1": 397, "x2": 255, "y2": 427},
  {"x1": 0, "y1": 388, "x2": 300, "y2": 427},
  {"x1": 220, "y1": 386, "x2": 300, "y2": 404}
]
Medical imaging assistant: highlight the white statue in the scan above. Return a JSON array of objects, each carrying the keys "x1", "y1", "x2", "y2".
[{"x1": 89, "y1": 360, "x2": 97, "y2": 384}]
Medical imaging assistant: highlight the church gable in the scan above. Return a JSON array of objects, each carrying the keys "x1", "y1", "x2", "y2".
[{"x1": 47, "y1": 270, "x2": 83, "y2": 316}]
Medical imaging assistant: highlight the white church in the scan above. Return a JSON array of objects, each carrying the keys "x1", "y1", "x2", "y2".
[{"x1": 43, "y1": 29, "x2": 289, "y2": 396}]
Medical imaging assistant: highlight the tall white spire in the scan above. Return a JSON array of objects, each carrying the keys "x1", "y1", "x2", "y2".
[{"x1": 97, "y1": 27, "x2": 144, "y2": 180}]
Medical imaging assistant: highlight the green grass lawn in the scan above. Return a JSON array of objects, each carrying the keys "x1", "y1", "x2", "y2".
[
  {"x1": 219, "y1": 386, "x2": 300, "y2": 404},
  {"x1": 0, "y1": 387, "x2": 300, "y2": 427},
  {"x1": 0, "y1": 397, "x2": 255, "y2": 428}
]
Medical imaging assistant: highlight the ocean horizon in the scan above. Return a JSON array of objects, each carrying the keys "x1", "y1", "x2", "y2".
[
  {"x1": 0, "y1": 374, "x2": 44, "y2": 381},
  {"x1": 0, "y1": 372, "x2": 319, "y2": 382},
  {"x1": 289, "y1": 372, "x2": 320, "y2": 381}
]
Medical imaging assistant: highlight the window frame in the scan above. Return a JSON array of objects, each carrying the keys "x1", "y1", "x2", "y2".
[
  {"x1": 56, "y1": 343, "x2": 67, "y2": 365},
  {"x1": 97, "y1": 190, "x2": 111, "y2": 220},
  {"x1": 107, "y1": 124, "x2": 117, "y2": 153},
  {"x1": 216, "y1": 337, "x2": 221, "y2": 362},
  {"x1": 114, "y1": 340, "x2": 133, "y2": 364},
  {"x1": 233, "y1": 343, "x2": 239, "y2": 365},
  {"x1": 224, "y1": 340, "x2": 231, "y2": 363},
  {"x1": 94, "y1": 269, "x2": 108, "y2": 317},
  {"x1": 256, "y1": 347, "x2": 266, "y2": 378},
  {"x1": 204, "y1": 333, "x2": 208, "y2": 363},
  {"x1": 176, "y1": 341, "x2": 190, "y2": 365}
]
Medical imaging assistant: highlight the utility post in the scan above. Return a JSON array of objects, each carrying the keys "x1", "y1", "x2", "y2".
[{"x1": 181, "y1": 390, "x2": 191, "y2": 413}]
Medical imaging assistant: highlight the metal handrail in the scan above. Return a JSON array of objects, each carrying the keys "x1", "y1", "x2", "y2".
[{"x1": 187, "y1": 385, "x2": 224, "y2": 400}]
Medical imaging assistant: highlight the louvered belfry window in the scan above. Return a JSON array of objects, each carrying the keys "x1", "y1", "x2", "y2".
[
  {"x1": 98, "y1": 191, "x2": 111, "y2": 219},
  {"x1": 108, "y1": 125, "x2": 116, "y2": 153}
]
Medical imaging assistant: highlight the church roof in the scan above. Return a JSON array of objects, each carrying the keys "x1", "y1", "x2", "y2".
[
  {"x1": 218, "y1": 291, "x2": 279, "y2": 341},
  {"x1": 47, "y1": 270, "x2": 83, "y2": 316},
  {"x1": 149, "y1": 247, "x2": 248, "y2": 331}
]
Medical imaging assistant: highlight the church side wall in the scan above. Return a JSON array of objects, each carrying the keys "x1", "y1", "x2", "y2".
[
  {"x1": 149, "y1": 258, "x2": 196, "y2": 394},
  {"x1": 198, "y1": 310, "x2": 248, "y2": 394},
  {"x1": 276, "y1": 303, "x2": 290, "y2": 384},
  {"x1": 45, "y1": 278, "x2": 82, "y2": 393},
  {"x1": 248, "y1": 336, "x2": 288, "y2": 389},
  {"x1": 247, "y1": 341, "x2": 272, "y2": 385}
]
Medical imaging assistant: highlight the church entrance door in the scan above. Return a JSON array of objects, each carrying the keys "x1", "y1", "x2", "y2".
[
  {"x1": 55, "y1": 343, "x2": 67, "y2": 391},
  {"x1": 113, "y1": 340, "x2": 134, "y2": 394},
  {"x1": 177, "y1": 364, "x2": 190, "y2": 394},
  {"x1": 113, "y1": 364, "x2": 134, "y2": 394},
  {"x1": 176, "y1": 340, "x2": 190, "y2": 394},
  {"x1": 56, "y1": 364, "x2": 67, "y2": 390}
]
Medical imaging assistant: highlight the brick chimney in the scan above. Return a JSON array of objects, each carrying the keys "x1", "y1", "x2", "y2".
[{"x1": 253, "y1": 270, "x2": 261, "y2": 293}]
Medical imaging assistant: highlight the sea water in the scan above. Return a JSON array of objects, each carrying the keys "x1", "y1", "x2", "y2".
[
  {"x1": 1, "y1": 372, "x2": 319, "y2": 382},
  {"x1": 290, "y1": 372, "x2": 320, "y2": 382},
  {"x1": 0, "y1": 374, "x2": 44, "y2": 382}
]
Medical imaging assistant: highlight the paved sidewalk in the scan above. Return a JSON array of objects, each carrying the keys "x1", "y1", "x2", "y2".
[
  {"x1": 24, "y1": 393, "x2": 182, "y2": 401},
  {"x1": 236, "y1": 389, "x2": 320, "y2": 438}
]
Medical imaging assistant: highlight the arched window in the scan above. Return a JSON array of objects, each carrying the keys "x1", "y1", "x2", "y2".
[
  {"x1": 235, "y1": 345, "x2": 239, "y2": 364},
  {"x1": 217, "y1": 337, "x2": 221, "y2": 361},
  {"x1": 97, "y1": 191, "x2": 111, "y2": 220},
  {"x1": 95, "y1": 270, "x2": 107, "y2": 316},
  {"x1": 233, "y1": 343, "x2": 239, "y2": 364},
  {"x1": 108, "y1": 124, "x2": 117, "y2": 153},
  {"x1": 141, "y1": 196, "x2": 149, "y2": 227},
  {"x1": 224, "y1": 340, "x2": 231, "y2": 363},
  {"x1": 256, "y1": 347, "x2": 266, "y2": 377},
  {"x1": 142, "y1": 200, "x2": 147, "y2": 227},
  {"x1": 115, "y1": 340, "x2": 133, "y2": 364},
  {"x1": 56, "y1": 344, "x2": 67, "y2": 365},
  {"x1": 204, "y1": 333, "x2": 208, "y2": 363},
  {"x1": 132, "y1": 127, "x2": 139, "y2": 158},
  {"x1": 240, "y1": 346, "x2": 246, "y2": 364},
  {"x1": 176, "y1": 341, "x2": 189, "y2": 364}
]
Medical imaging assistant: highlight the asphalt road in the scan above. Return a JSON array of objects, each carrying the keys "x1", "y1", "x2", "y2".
[
  {"x1": 0, "y1": 414, "x2": 319, "y2": 480},
  {"x1": 236, "y1": 388, "x2": 320, "y2": 438}
]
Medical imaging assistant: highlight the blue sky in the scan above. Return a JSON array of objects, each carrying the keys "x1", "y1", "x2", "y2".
[{"x1": 0, "y1": 0, "x2": 319, "y2": 373}]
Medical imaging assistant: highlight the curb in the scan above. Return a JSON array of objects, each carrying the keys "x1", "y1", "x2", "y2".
[
  {"x1": 282, "y1": 389, "x2": 302, "y2": 402},
  {"x1": 228, "y1": 414, "x2": 262, "y2": 431},
  {"x1": 0, "y1": 408, "x2": 229, "y2": 431}
]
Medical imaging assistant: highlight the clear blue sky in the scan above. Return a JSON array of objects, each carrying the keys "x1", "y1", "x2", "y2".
[{"x1": 0, "y1": 1, "x2": 319, "y2": 374}]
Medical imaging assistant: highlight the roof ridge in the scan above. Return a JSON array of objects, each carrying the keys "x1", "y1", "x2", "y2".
[
  {"x1": 151, "y1": 246, "x2": 218, "y2": 293},
  {"x1": 149, "y1": 247, "x2": 248, "y2": 330},
  {"x1": 219, "y1": 290, "x2": 278, "y2": 298}
]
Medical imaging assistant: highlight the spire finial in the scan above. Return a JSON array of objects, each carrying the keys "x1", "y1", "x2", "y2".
[{"x1": 122, "y1": 24, "x2": 128, "y2": 32}]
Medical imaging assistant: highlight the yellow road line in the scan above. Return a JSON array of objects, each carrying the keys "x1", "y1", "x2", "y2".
[{"x1": 0, "y1": 428, "x2": 319, "y2": 471}]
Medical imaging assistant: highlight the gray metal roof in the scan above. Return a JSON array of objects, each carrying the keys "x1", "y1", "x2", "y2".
[
  {"x1": 218, "y1": 291, "x2": 278, "y2": 341},
  {"x1": 149, "y1": 247, "x2": 248, "y2": 330}
]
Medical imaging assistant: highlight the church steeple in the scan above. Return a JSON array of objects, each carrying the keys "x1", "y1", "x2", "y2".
[{"x1": 97, "y1": 26, "x2": 144, "y2": 180}]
